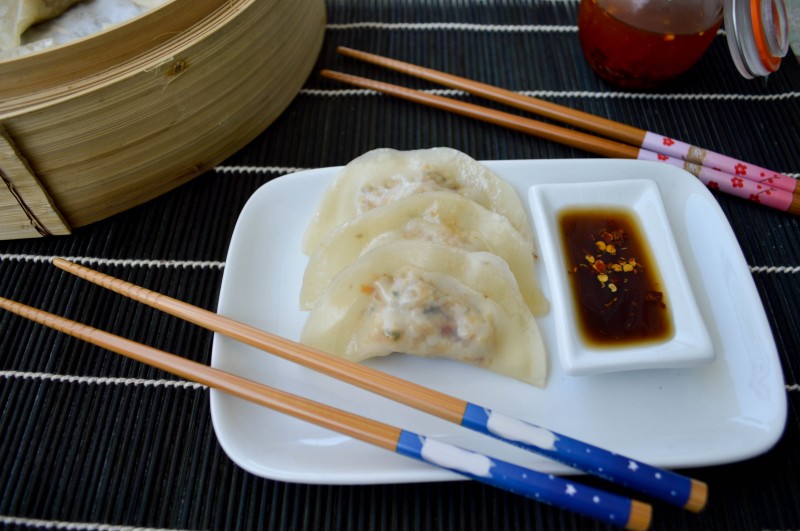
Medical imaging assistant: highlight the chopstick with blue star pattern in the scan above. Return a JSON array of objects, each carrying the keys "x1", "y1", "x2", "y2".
[
  {"x1": 49, "y1": 258, "x2": 706, "y2": 514},
  {"x1": 0, "y1": 292, "x2": 650, "y2": 529}
]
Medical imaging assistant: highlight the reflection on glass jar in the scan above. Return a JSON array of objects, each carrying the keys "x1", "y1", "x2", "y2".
[{"x1": 578, "y1": 0, "x2": 724, "y2": 89}]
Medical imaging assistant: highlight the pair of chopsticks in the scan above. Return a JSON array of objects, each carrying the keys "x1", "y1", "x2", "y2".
[
  {"x1": 322, "y1": 47, "x2": 799, "y2": 216},
  {"x1": 0, "y1": 259, "x2": 710, "y2": 530}
]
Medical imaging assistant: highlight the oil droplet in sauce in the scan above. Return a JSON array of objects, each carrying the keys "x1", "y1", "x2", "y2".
[{"x1": 559, "y1": 207, "x2": 673, "y2": 347}]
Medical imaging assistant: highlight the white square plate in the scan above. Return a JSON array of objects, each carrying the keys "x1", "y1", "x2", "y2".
[
  {"x1": 530, "y1": 179, "x2": 714, "y2": 375},
  {"x1": 210, "y1": 159, "x2": 786, "y2": 484}
]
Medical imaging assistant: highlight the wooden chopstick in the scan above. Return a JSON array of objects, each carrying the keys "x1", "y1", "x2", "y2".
[
  {"x1": 322, "y1": 52, "x2": 800, "y2": 216},
  {"x1": 336, "y1": 46, "x2": 799, "y2": 195},
  {"x1": 321, "y1": 69, "x2": 640, "y2": 159},
  {"x1": 51, "y1": 258, "x2": 708, "y2": 513},
  {"x1": 0, "y1": 294, "x2": 652, "y2": 530}
]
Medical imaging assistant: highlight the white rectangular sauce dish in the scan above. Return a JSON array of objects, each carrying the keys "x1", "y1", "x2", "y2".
[{"x1": 529, "y1": 179, "x2": 714, "y2": 376}]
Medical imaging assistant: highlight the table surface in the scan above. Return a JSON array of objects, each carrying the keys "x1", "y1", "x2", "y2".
[{"x1": 2, "y1": 1, "x2": 799, "y2": 529}]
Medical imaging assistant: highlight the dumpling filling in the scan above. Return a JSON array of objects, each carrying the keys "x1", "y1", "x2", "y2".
[
  {"x1": 357, "y1": 169, "x2": 468, "y2": 214},
  {"x1": 364, "y1": 217, "x2": 486, "y2": 254},
  {"x1": 355, "y1": 267, "x2": 496, "y2": 362}
]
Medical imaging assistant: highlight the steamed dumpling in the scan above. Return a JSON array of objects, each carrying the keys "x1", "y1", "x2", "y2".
[
  {"x1": 300, "y1": 241, "x2": 547, "y2": 387},
  {"x1": 300, "y1": 191, "x2": 548, "y2": 316},
  {"x1": 302, "y1": 148, "x2": 533, "y2": 254},
  {"x1": 0, "y1": 0, "x2": 84, "y2": 52}
]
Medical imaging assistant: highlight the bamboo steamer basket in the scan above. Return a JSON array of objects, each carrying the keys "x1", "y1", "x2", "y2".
[{"x1": 0, "y1": 0, "x2": 326, "y2": 240}]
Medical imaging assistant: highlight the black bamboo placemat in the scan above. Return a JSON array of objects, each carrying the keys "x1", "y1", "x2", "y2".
[{"x1": 1, "y1": 0, "x2": 799, "y2": 529}]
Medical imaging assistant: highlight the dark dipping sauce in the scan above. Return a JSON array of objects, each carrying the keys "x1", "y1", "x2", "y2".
[{"x1": 559, "y1": 207, "x2": 673, "y2": 347}]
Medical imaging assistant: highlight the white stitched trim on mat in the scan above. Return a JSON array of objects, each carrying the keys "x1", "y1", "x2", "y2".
[
  {"x1": 299, "y1": 87, "x2": 800, "y2": 103},
  {"x1": 0, "y1": 371, "x2": 207, "y2": 390},
  {"x1": 750, "y1": 266, "x2": 800, "y2": 274},
  {"x1": 214, "y1": 165, "x2": 308, "y2": 175},
  {"x1": 327, "y1": 22, "x2": 577, "y2": 32},
  {"x1": 1, "y1": 370, "x2": 798, "y2": 392},
  {"x1": 0, "y1": 515, "x2": 188, "y2": 530},
  {"x1": 2, "y1": 252, "x2": 800, "y2": 275},
  {"x1": 212, "y1": 164, "x2": 799, "y2": 181},
  {"x1": 0, "y1": 255, "x2": 225, "y2": 269}
]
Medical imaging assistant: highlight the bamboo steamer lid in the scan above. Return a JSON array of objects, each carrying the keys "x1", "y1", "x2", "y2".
[{"x1": 0, "y1": 0, "x2": 326, "y2": 240}]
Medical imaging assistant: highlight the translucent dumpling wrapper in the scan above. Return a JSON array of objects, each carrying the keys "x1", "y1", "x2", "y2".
[
  {"x1": 300, "y1": 191, "x2": 549, "y2": 316},
  {"x1": 302, "y1": 147, "x2": 534, "y2": 254},
  {"x1": 0, "y1": 0, "x2": 84, "y2": 52},
  {"x1": 300, "y1": 241, "x2": 547, "y2": 387},
  {"x1": 1, "y1": 0, "x2": 170, "y2": 58}
]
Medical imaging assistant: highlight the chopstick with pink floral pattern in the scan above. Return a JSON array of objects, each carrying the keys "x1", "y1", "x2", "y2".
[{"x1": 335, "y1": 47, "x2": 797, "y2": 214}]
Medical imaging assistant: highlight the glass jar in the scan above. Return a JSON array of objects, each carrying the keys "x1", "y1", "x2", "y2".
[{"x1": 578, "y1": 0, "x2": 791, "y2": 89}]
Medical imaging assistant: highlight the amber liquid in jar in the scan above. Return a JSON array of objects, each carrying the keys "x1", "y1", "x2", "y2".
[
  {"x1": 559, "y1": 207, "x2": 673, "y2": 347},
  {"x1": 578, "y1": 0, "x2": 723, "y2": 88}
]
